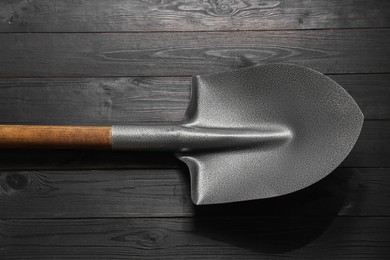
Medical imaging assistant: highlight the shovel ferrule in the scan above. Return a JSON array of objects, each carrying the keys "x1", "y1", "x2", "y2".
[{"x1": 112, "y1": 124, "x2": 292, "y2": 152}]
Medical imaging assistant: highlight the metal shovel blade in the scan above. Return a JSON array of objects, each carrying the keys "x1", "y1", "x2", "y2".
[{"x1": 177, "y1": 64, "x2": 363, "y2": 205}]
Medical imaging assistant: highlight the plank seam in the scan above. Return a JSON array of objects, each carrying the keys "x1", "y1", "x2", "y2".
[
  {"x1": 1, "y1": 26, "x2": 390, "y2": 34},
  {"x1": 1, "y1": 72, "x2": 390, "y2": 79}
]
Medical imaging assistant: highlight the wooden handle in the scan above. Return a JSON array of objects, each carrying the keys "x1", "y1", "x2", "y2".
[{"x1": 0, "y1": 125, "x2": 112, "y2": 149}]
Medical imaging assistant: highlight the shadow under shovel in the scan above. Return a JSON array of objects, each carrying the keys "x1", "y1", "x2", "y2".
[{"x1": 190, "y1": 169, "x2": 354, "y2": 254}]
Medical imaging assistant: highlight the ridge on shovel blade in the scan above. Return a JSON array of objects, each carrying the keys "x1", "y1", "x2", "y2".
[{"x1": 177, "y1": 64, "x2": 363, "y2": 205}]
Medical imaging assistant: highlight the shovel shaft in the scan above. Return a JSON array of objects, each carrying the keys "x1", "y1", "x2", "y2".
[
  {"x1": 0, "y1": 124, "x2": 290, "y2": 151},
  {"x1": 0, "y1": 125, "x2": 112, "y2": 149}
]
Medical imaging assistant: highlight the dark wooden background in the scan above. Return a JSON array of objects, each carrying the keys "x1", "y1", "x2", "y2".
[{"x1": 0, "y1": 0, "x2": 390, "y2": 259}]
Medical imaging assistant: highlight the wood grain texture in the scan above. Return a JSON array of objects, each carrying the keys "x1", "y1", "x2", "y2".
[
  {"x1": 0, "y1": 77, "x2": 190, "y2": 125},
  {"x1": 1, "y1": 217, "x2": 390, "y2": 259},
  {"x1": 329, "y1": 74, "x2": 390, "y2": 120},
  {"x1": 1, "y1": 29, "x2": 390, "y2": 77},
  {"x1": 343, "y1": 121, "x2": 390, "y2": 167},
  {"x1": 0, "y1": 74, "x2": 388, "y2": 123},
  {"x1": 0, "y1": 1, "x2": 389, "y2": 258},
  {"x1": 0, "y1": 150, "x2": 179, "y2": 170},
  {"x1": 1, "y1": 168, "x2": 389, "y2": 218},
  {"x1": 1, "y1": 0, "x2": 389, "y2": 32},
  {"x1": 0, "y1": 125, "x2": 112, "y2": 149}
]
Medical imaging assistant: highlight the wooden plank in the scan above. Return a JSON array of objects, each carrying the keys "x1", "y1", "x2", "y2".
[
  {"x1": 0, "y1": 29, "x2": 389, "y2": 77},
  {"x1": 0, "y1": 74, "x2": 389, "y2": 123},
  {"x1": 1, "y1": 0, "x2": 390, "y2": 32},
  {"x1": 1, "y1": 168, "x2": 389, "y2": 218},
  {"x1": 0, "y1": 168, "x2": 192, "y2": 218},
  {"x1": 0, "y1": 149, "x2": 179, "y2": 170},
  {"x1": 0, "y1": 77, "x2": 190, "y2": 125},
  {"x1": 329, "y1": 74, "x2": 390, "y2": 120},
  {"x1": 1, "y1": 217, "x2": 390, "y2": 259},
  {"x1": 345, "y1": 121, "x2": 390, "y2": 168}
]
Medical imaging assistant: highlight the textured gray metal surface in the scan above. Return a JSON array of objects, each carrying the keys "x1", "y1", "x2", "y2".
[{"x1": 113, "y1": 64, "x2": 364, "y2": 205}]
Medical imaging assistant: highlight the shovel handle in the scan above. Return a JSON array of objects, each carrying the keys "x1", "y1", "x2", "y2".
[{"x1": 0, "y1": 125, "x2": 112, "y2": 149}]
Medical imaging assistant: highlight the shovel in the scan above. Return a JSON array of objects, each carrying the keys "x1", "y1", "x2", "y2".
[{"x1": 0, "y1": 64, "x2": 363, "y2": 205}]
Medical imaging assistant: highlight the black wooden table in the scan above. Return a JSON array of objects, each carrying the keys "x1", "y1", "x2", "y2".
[{"x1": 0, "y1": 1, "x2": 390, "y2": 259}]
